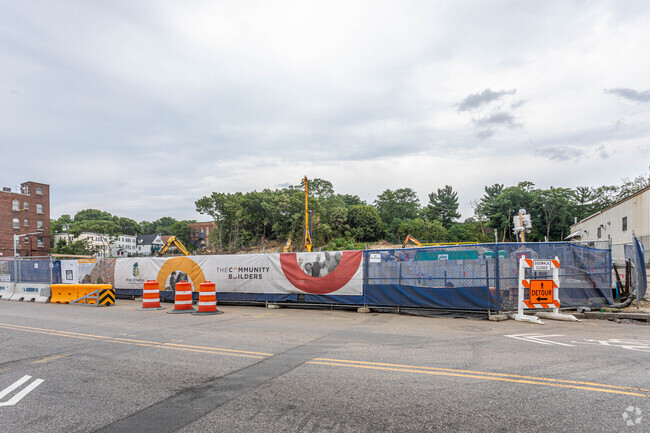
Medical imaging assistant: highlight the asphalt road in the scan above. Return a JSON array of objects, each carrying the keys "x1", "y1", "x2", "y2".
[{"x1": 0, "y1": 300, "x2": 648, "y2": 432}]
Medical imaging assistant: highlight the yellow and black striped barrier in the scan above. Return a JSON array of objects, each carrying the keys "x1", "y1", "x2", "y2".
[
  {"x1": 50, "y1": 284, "x2": 115, "y2": 307},
  {"x1": 98, "y1": 288, "x2": 115, "y2": 306}
]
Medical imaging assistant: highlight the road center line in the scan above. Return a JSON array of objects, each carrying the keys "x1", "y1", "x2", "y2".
[
  {"x1": 307, "y1": 361, "x2": 649, "y2": 398},
  {"x1": 0, "y1": 323, "x2": 270, "y2": 359}
]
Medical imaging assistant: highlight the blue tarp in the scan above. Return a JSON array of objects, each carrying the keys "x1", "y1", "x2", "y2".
[{"x1": 109, "y1": 242, "x2": 613, "y2": 311}]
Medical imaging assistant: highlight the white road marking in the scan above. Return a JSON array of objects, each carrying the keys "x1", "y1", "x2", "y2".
[
  {"x1": 0, "y1": 375, "x2": 44, "y2": 407},
  {"x1": 573, "y1": 339, "x2": 650, "y2": 353},
  {"x1": 505, "y1": 334, "x2": 575, "y2": 347}
]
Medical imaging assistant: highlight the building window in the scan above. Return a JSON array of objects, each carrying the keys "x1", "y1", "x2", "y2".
[
  {"x1": 36, "y1": 186, "x2": 43, "y2": 195},
  {"x1": 622, "y1": 216, "x2": 627, "y2": 231},
  {"x1": 13, "y1": 218, "x2": 19, "y2": 228},
  {"x1": 24, "y1": 218, "x2": 29, "y2": 227},
  {"x1": 23, "y1": 202, "x2": 29, "y2": 211},
  {"x1": 24, "y1": 237, "x2": 29, "y2": 244},
  {"x1": 12, "y1": 200, "x2": 19, "y2": 211},
  {"x1": 597, "y1": 227, "x2": 601, "y2": 238},
  {"x1": 36, "y1": 204, "x2": 43, "y2": 214},
  {"x1": 38, "y1": 237, "x2": 44, "y2": 247},
  {"x1": 37, "y1": 220, "x2": 43, "y2": 230}
]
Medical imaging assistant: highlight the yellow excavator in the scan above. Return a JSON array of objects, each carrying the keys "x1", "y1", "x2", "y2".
[
  {"x1": 157, "y1": 236, "x2": 190, "y2": 256},
  {"x1": 283, "y1": 238, "x2": 292, "y2": 253},
  {"x1": 402, "y1": 234, "x2": 422, "y2": 248}
]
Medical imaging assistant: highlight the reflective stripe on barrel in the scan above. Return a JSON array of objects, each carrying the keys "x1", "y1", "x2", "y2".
[{"x1": 173, "y1": 281, "x2": 194, "y2": 310}]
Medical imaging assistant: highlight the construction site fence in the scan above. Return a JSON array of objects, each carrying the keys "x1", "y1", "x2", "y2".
[
  {"x1": 624, "y1": 236, "x2": 647, "y2": 300},
  {"x1": 611, "y1": 234, "x2": 650, "y2": 265},
  {"x1": 158, "y1": 242, "x2": 613, "y2": 312},
  {"x1": 0, "y1": 257, "x2": 61, "y2": 284},
  {"x1": 2, "y1": 243, "x2": 621, "y2": 311},
  {"x1": 360, "y1": 242, "x2": 612, "y2": 311}
]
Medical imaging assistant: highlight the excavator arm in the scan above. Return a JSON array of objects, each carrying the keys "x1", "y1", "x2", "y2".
[
  {"x1": 402, "y1": 234, "x2": 422, "y2": 248},
  {"x1": 157, "y1": 236, "x2": 190, "y2": 256}
]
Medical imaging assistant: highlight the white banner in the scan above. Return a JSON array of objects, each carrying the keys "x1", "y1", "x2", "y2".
[{"x1": 113, "y1": 250, "x2": 363, "y2": 296}]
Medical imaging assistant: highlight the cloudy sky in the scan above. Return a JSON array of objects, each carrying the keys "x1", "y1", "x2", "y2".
[{"x1": 2, "y1": 0, "x2": 649, "y2": 223}]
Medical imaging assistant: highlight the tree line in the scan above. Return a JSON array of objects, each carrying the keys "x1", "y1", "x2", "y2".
[
  {"x1": 49, "y1": 173, "x2": 649, "y2": 255},
  {"x1": 50, "y1": 209, "x2": 194, "y2": 255},
  {"x1": 195, "y1": 174, "x2": 650, "y2": 253}
]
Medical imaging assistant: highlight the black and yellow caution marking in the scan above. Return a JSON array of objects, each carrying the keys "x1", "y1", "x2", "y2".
[{"x1": 98, "y1": 289, "x2": 115, "y2": 306}]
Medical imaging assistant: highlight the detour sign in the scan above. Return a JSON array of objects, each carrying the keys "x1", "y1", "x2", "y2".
[{"x1": 529, "y1": 280, "x2": 554, "y2": 303}]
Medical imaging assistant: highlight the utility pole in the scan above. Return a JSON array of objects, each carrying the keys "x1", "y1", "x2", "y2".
[{"x1": 303, "y1": 176, "x2": 312, "y2": 252}]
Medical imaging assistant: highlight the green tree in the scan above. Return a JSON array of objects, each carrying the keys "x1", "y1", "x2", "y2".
[
  {"x1": 617, "y1": 174, "x2": 650, "y2": 200},
  {"x1": 346, "y1": 205, "x2": 383, "y2": 241},
  {"x1": 70, "y1": 219, "x2": 119, "y2": 238},
  {"x1": 73, "y1": 209, "x2": 114, "y2": 222},
  {"x1": 374, "y1": 188, "x2": 420, "y2": 241},
  {"x1": 196, "y1": 193, "x2": 229, "y2": 252},
  {"x1": 115, "y1": 217, "x2": 141, "y2": 236},
  {"x1": 50, "y1": 214, "x2": 73, "y2": 234},
  {"x1": 571, "y1": 186, "x2": 597, "y2": 222},
  {"x1": 425, "y1": 185, "x2": 461, "y2": 228},
  {"x1": 54, "y1": 238, "x2": 95, "y2": 255},
  {"x1": 486, "y1": 182, "x2": 535, "y2": 242},
  {"x1": 532, "y1": 187, "x2": 573, "y2": 241},
  {"x1": 169, "y1": 220, "x2": 194, "y2": 247}
]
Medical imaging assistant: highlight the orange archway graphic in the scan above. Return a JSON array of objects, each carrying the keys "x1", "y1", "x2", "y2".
[{"x1": 156, "y1": 257, "x2": 206, "y2": 291}]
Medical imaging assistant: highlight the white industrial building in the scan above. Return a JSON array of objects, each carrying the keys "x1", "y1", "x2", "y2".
[{"x1": 568, "y1": 185, "x2": 649, "y2": 263}]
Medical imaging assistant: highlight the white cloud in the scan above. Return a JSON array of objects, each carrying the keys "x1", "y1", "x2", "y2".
[{"x1": 1, "y1": 0, "x2": 650, "y2": 222}]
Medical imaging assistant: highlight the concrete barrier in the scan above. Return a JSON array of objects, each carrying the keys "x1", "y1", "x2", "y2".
[
  {"x1": 9, "y1": 283, "x2": 51, "y2": 303},
  {"x1": 0, "y1": 283, "x2": 16, "y2": 301}
]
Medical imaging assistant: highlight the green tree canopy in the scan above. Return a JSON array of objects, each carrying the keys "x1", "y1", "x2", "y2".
[
  {"x1": 425, "y1": 185, "x2": 461, "y2": 228},
  {"x1": 346, "y1": 205, "x2": 383, "y2": 242}
]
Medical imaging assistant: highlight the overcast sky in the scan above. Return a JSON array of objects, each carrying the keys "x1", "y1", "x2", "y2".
[{"x1": 2, "y1": 0, "x2": 649, "y2": 223}]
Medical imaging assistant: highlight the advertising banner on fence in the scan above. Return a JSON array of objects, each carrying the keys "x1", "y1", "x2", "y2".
[{"x1": 113, "y1": 251, "x2": 363, "y2": 296}]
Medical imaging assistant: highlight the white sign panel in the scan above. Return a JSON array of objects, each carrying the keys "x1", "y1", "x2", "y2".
[
  {"x1": 114, "y1": 251, "x2": 363, "y2": 296},
  {"x1": 533, "y1": 260, "x2": 552, "y2": 271}
]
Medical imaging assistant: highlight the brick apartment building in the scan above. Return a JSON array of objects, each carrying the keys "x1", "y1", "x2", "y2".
[
  {"x1": 0, "y1": 181, "x2": 50, "y2": 257},
  {"x1": 188, "y1": 222, "x2": 216, "y2": 251}
]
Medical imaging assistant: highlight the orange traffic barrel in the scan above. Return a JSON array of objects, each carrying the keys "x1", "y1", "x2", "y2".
[
  {"x1": 140, "y1": 280, "x2": 165, "y2": 310},
  {"x1": 167, "y1": 281, "x2": 195, "y2": 314},
  {"x1": 192, "y1": 281, "x2": 223, "y2": 315}
]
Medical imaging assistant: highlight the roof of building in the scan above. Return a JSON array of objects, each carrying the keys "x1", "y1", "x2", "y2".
[{"x1": 137, "y1": 234, "x2": 162, "y2": 245}]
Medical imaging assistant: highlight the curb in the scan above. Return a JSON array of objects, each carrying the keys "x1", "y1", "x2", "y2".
[{"x1": 583, "y1": 312, "x2": 650, "y2": 322}]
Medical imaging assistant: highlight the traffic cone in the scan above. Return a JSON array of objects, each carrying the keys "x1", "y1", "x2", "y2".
[
  {"x1": 139, "y1": 280, "x2": 165, "y2": 310},
  {"x1": 167, "y1": 281, "x2": 195, "y2": 314},
  {"x1": 192, "y1": 281, "x2": 223, "y2": 315}
]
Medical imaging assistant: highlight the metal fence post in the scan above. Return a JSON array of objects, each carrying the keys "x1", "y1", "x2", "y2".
[{"x1": 495, "y1": 243, "x2": 501, "y2": 311}]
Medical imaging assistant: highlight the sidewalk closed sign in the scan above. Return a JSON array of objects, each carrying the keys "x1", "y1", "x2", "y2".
[{"x1": 533, "y1": 260, "x2": 551, "y2": 271}]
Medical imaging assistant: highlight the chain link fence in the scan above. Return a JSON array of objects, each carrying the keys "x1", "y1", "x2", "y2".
[
  {"x1": 365, "y1": 242, "x2": 612, "y2": 311},
  {"x1": 0, "y1": 257, "x2": 60, "y2": 284}
]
